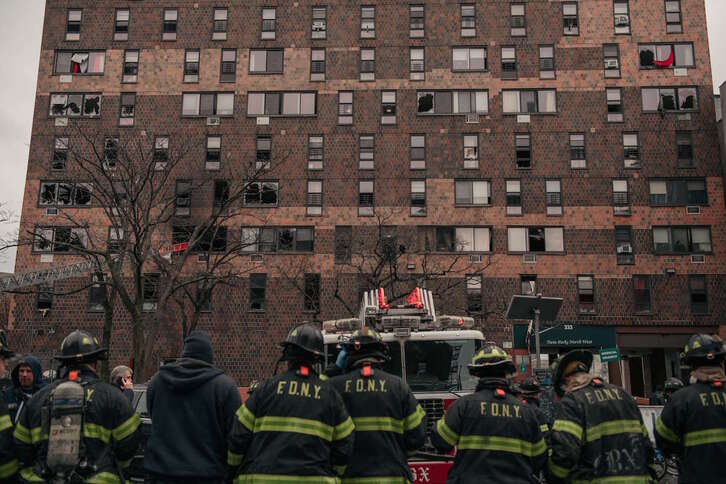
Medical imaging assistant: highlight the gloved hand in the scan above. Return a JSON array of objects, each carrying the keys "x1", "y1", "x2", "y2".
[{"x1": 336, "y1": 348, "x2": 348, "y2": 369}]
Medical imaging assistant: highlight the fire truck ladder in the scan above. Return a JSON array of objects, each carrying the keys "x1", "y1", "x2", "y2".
[{"x1": 0, "y1": 260, "x2": 97, "y2": 292}]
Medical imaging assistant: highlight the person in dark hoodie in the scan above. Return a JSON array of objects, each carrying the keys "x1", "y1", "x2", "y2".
[
  {"x1": 4, "y1": 355, "x2": 45, "y2": 424},
  {"x1": 144, "y1": 330, "x2": 241, "y2": 483}
]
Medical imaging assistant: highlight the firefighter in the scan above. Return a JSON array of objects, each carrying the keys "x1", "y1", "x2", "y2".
[
  {"x1": 655, "y1": 334, "x2": 726, "y2": 482},
  {"x1": 0, "y1": 392, "x2": 17, "y2": 482},
  {"x1": 518, "y1": 377, "x2": 551, "y2": 441},
  {"x1": 330, "y1": 327, "x2": 426, "y2": 482},
  {"x1": 663, "y1": 376, "x2": 684, "y2": 403},
  {"x1": 13, "y1": 330, "x2": 141, "y2": 483},
  {"x1": 547, "y1": 349, "x2": 654, "y2": 483},
  {"x1": 0, "y1": 331, "x2": 15, "y2": 394},
  {"x1": 431, "y1": 344, "x2": 546, "y2": 483},
  {"x1": 228, "y1": 323, "x2": 355, "y2": 482}
]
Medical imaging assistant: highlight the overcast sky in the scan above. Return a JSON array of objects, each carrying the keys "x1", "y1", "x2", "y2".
[{"x1": 1, "y1": 1, "x2": 725, "y2": 273}]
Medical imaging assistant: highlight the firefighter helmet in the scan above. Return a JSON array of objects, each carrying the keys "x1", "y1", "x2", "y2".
[
  {"x1": 664, "y1": 377, "x2": 684, "y2": 392},
  {"x1": 0, "y1": 330, "x2": 14, "y2": 358},
  {"x1": 55, "y1": 330, "x2": 108, "y2": 364},
  {"x1": 467, "y1": 344, "x2": 516, "y2": 377},
  {"x1": 519, "y1": 377, "x2": 542, "y2": 397},
  {"x1": 552, "y1": 349, "x2": 593, "y2": 396},
  {"x1": 280, "y1": 323, "x2": 324, "y2": 361},
  {"x1": 681, "y1": 334, "x2": 726, "y2": 366},
  {"x1": 346, "y1": 327, "x2": 388, "y2": 356}
]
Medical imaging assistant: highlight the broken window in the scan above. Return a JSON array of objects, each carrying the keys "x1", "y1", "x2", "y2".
[
  {"x1": 243, "y1": 181, "x2": 279, "y2": 206},
  {"x1": 119, "y1": 93, "x2": 135, "y2": 126},
  {"x1": 153, "y1": 136, "x2": 169, "y2": 169},
  {"x1": 114, "y1": 9, "x2": 130, "y2": 41},
  {"x1": 38, "y1": 285, "x2": 54, "y2": 310},
  {"x1": 416, "y1": 90, "x2": 488, "y2": 115},
  {"x1": 304, "y1": 274, "x2": 321, "y2": 312},
  {"x1": 213, "y1": 179, "x2": 229, "y2": 210},
  {"x1": 642, "y1": 87, "x2": 698, "y2": 112},
  {"x1": 55, "y1": 51, "x2": 105, "y2": 75},
  {"x1": 39, "y1": 182, "x2": 92, "y2": 207},
  {"x1": 638, "y1": 43, "x2": 694, "y2": 69},
  {"x1": 249, "y1": 274, "x2": 266, "y2": 311},
  {"x1": 312, "y1": 6, "x2": 327, "y2": 39},
  {"x1": 122, "y1": 50, "x2": 139, "y2": 83},
  {"x1": 175, "y1": 180, "x2": 191, "y2": 216},
  {"x1": 466, "y1": 275, "x2": 482, "y2": 313},
  {"x1": 49, "y1": 93, "x2": 102, "y2": 117},
  {"x1": 104, "y1": 137, "x2": 119, "y2": 168},
  {"x1": 52, "y1": 137, "x2": 69, "y2": 170}
]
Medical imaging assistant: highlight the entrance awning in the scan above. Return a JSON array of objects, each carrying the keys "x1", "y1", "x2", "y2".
[{"x1": 513, "y1": 324, "x2": 616, "y2": 350}]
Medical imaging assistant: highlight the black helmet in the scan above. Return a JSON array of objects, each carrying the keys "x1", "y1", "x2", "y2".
[
  {"x1": 552, "y1": 350, "x2": 593, "y2": 396},
  {"x1": 55, "y1": 330, "x2": 108, "y2": 364},
  {"x1": 280, "y1": 323, "x2": 323, "y2": 361},
  {"x1": 346, "y1": 327, "x2": 388, "y2": 361},
  {"x1": 681, "y1": 334, "x2": 726, "y2": 366},
  {"x1": 468, "y1": 344, "x2": 516, "y2": 377},
  {"x1": 519, "y1": 377, "x2": 542, "y2": 397},
  {"x1": 664, "y1": 377, "x2": 684, "y2": 392},
  {"x1": 0, "y1": 330, "x2": 14, "y2": 358}
]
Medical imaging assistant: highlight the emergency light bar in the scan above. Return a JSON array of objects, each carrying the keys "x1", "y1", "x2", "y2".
[{"x1": 322, "y1": 318, "x2": 362, "y2": 333}]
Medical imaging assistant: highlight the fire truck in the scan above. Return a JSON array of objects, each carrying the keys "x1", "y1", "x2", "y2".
[{"x1": 322, "y1": 287, "x2": 485, "y2": 484}]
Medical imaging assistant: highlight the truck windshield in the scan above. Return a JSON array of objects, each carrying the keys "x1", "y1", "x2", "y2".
[
  {"x1": 324, "y1": 342, "x2": 402, "y2": 377},
  {"x1": 404, "y1": 339, "x2": 482, "y2": 392}
]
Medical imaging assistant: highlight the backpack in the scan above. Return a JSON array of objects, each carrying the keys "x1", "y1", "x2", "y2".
[{"x1": 42, "y1": 378, "x2": 86, "y2": 481}]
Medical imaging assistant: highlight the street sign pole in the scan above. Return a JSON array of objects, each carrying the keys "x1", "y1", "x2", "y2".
[
  {"x1": 534, "y1": 308, "x2": 541, "y2": 370},
  {"x1": 506, "y1": 294, "x2": 563, "y2": 372}
]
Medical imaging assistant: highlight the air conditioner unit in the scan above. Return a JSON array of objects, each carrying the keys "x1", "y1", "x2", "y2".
[
  {"x1": 46, "y1": 208, "x2": 58, "y2": 216},
  {"x1": 523, "y1": 254, "x2": 537, "y2": 263},
  {"x1": 465, "y1": 113, "x2": 480, "y2": 124},
  {"x1": 615, "y1": 15, "x2": 629, "y2": 26},
  {"x1": 617, "y1": 243, "x2": 633, "y2": 254},
  {"x1": 250, "y1": 253, "x2": 263, "y2": 262},
  {"x1": 207, "y1": 116, "x2": 221, "y2": 126},
  {"x1": 198, "y1": 253, "x2": 209, "y2": 262},
  {"x1": 691, "y1": 254, "x2": 705, "y2": 263},
  {"x1": 686, "y1": 206, "x2": 701, "y2": 215},
  {"x1": 468, "y1": 254, "x2": 482, "y2": 263},
  {"x1": 604, "y1": 59, "x2": 619, "y2": 69}
]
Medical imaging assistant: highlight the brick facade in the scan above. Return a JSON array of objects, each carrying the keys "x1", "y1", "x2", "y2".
[{"x1": 10, "y1": 1, "x2": 726, "y2": 393}]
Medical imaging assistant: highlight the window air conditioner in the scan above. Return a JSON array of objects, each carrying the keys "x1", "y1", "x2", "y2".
[
  {"x1": 46, "y1": 208, "x2": 58, "y2": 216},
  {"x1": 250, "y1": 253, "x2": 263, "y2": 262},
  {"x1": 686, "y1": 206, "x2": 701, "y2": 215},
  {"x1": 614, "y1": 15, "x2": 629, "y2": 26},
  {"x1": 207, "y1": 117, "x2": 221, "y2": 126},
  {"x1": 468, "y1": 254, "x2": 482, "y2": 263},
  {"x1": 616, "y1": 244, "x2": 632, "y2": 254},
  {"x1": 691, "y1": 254, "x2": 705, "y2": 263},
  {"x1": 465, "y1": 113, "x2": 480, "y2": 124},
  {"x1": 523, "y1": 254, "x2": 537, "y2": 263}
]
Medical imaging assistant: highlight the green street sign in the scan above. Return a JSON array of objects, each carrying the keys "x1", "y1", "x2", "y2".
[{"x1": 600, "y1": 347, "x2": 621, "y2": 363}]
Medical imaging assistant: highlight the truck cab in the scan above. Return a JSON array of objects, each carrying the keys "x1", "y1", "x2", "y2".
[{"x1": 322, "y1": 288, "x2": 485, "y2": 483}]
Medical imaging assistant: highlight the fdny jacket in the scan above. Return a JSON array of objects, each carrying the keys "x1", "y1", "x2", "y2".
[
  {"x1": 547, "y1": 378, "x2": 653, "y2": 484},
  {"x1": 431, "y1": 378, "x2": 546, "y2": 484},
  {"x1": 522, "y1": 396, "x2": 551, "y2": 443},
  {"x1": 0, "y1": 394, "x2": 18, "y2": 481},
  {"x1": 228, "y1": 366, "x2": 355, "y2": 483},
  {"x1": 13, "y1": 366, "x2": 141, "y2": 484},
  {"x1": 330, "y1": 365, "x2": 426, "y2": 483},
  {"x1": 655, "y1": 380, "x2": 726, "y2": 483}
]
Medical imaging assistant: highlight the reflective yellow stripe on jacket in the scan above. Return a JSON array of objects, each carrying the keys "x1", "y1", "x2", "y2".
[
  {"x1": 228, "y1": 450, "x2": 244, "y2": 466},
  {"x1": 655, "y1": 417, "x2": 680, "y2": 443},
  {"x1": 13, "y1": 423, "x2": 31, "y2": 444},
  {"x1": 586, "y1": 419, "x2": 647, "y2": 443},
  {"x1": 547, "y1": 456, "x2": 571, "y2": 479},
  {"x1": 237, "y1": 404, "x2": 256, "y2": 431},
  {"x1": 552, "y1": 419, "x2": 583, "y2": 441},
  {"x1": 404, "y1": 404, "x2": 425, "y2": 431},
  {"x1": 112, "y1": 413, "x2": 141, "y2": 441},
  {"x1": 0, "y1": 414, "x2": 12, "y2": 432},
  {"x1": 457, "y1": 435, "x2": 547, "y2": 457},
  {"x1": 20, "y1": 467, "x2": 45, "y2": 482},
  {"x1": 683, "y1": 428, "x2": 726, "y2": 447},
  {"x1": 0, "y1": 459, "x2": 18, "y2": 479},
  {"x1": 435, "y1": 418, "x2": 459, "y2": 447},
  {"x1": 86, "y1": 471, "x2": 124, "y2": 484}
]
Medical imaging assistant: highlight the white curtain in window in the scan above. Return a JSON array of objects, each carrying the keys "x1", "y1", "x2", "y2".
[
  {"x1": 474, "y1": 227, "x2": 490, "y2": 252},
  {"x1": 538, "y1": 90, "x2": 557, "y2": 113},
  {"x1": 545, "y1": 227, "x2": 564, "y2": 252},
  {"x1": 472, "y1": 181, "x2": 490, "y2": 205},
  {"x1": 507, "y1": 227, "x2": 527, "y2": 252},
  {"x1": 649, "y1": 181, "x2": 667, "y2": 195},
  {"x1": 502, "y1": 91, "x2": 520, "y2": 113}
]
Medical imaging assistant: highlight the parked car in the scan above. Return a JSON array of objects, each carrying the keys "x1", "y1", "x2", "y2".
[{"x1": 127, "y1": 385, "x2": 151, "y2": 482}]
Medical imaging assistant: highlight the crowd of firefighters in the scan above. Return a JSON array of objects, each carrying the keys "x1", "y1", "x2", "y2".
[{"x1": 0, "y1": 323, "x2": 724, "y2": 483}]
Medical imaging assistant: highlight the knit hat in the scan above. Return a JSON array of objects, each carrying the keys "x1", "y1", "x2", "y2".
[{"x1": 181, "y1": 330, "x2": 214, "y2": 364}]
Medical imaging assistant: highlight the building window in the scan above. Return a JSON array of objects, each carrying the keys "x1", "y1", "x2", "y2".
[
  {"x1": 247, "y1": 92, "x2": 316, "y2": 117},
  {"x1": 311, "y1": 49, "x2": 326, "y2": 81},
  {"x1": 121, "y1": 50, "x2": 139, "y2": 83},
  {"x1": 515, "y1": 134, "x2": 531, "y2": 168},
  {"x1": 578, "y1": 275, "x2": 595, "y2": 314},
  {"x1": 563, "y1": 3, "x2": 579, "y2": 35},
  {"x1": 196, "y1": 279, "x2": 212, "y2": 313},
  {"x1": 416, "y1": 90, "x2": 488, "y2": 115},
  {"x1": 304, "y1": 274, "x2": 321, "y2": 312},
  {"x1": 653, "y1": 226, "x2": 712, "y2": 254},
  {"x1": 361, "y1": 6, "x2": 375, "y2": 38},
  {"x1": 182, "y1": 92, "x2": 235, "y2": 117},
  {"x1": 108, "y1": 227, "x2": 124, "y2": 254},
  {"x1": 242, "y1": 227, "x2": 314, "y2": 253},
  {"x1": 33, "y1": 227, "x2": 88, "y2": 253},
  {"x1": 676, "y1": 131, "x2": 693, "y2": 166},
  {"x1": 546, "y1": 180, "x2": 562, "y2": 216},
  {"x1": 141, "y1": 273, "x2": 160, "y2": 311},
  {"x1": 54, "y1": 51, "x2": 105, "y2": 75},
  {"x1": 613, "y1": 179, "x2": 630, "y2": 216},
  {"x1": 461, "y1": 4, "x2": 476, "y2": 37},
  {"x1": 212, "y1": 180, "x2": 229, "y2": 212},
  {"x1": 502, "y1": 46, "x2": 517, "y2": 80},
  {"x1": 256, "y1": 135, "x2": 271, "y2": 170},
  {"x1": 615, "y1": 226, "x2": 634, "y2": 264},
  {"x1": 359, "y1": 135, "x2": 374, "y2": 170},
  {"x1": 338, "y1": 91, "x2": 353, "y2": 124},
  {"x1": 151, "y1": 136, "x2": 168, "y2": 170},
  {"x1": 381, "y1": 91, "x2": 396, "y2": 125},
  {"x1": 261, "y1": 8, "x2": 276, "y2": 40},
  {"x1": 243, "y1": 181, "x2": 279, "y2": 206},
  {"x1": 410, "y1": 135, "x2": 425, "y2": 170},
  {"x1": 360, "y1": 48, "x2": 375, "y2": 81},
  {"x1": 409, "y1": 5, "x2": 424, "y2": 38},
  {"x1": 37, "y1": 285, "x2": 53, "y2": 311},
  {"x1": 633, "y1": 276, "x2": 651, "y2": 313},
  {"x1": 455, "y1": 180, "x2": 491, "y2": 206},
  {"x1": 163, "y1": 9, "x2": 177, "y2": 41},
  {"x1": 539, "y1": 46, "x2": 555, "y2": 79},
  {"x1": 114, "y1": 9, "x2": 130, "y2": 41},
  {"x1": 39, "y1": 182, "x2": 92, "y2": 208},
  {"x1": 604, "y1": 44, "x2": 621, "y2": 78},
  {"x1": 690, "y1": 275, "x2": 707, "y2": 314},
  {"x1": 312, "y1": 6, "x2": 327, "y2": 39},
  {"x1": 410, "y1": 180, "x2": 426, "y2": 216},
  {"x1": 506, "y1": 180, "x2": 522, "y2": 216},
  {"x1": 507, "y1": 227, "x2": 564, "y2": 253},
  {"x1": 49, "y1": 93, "x2": 102, "y2": 118},
  {"x1": 665, "y1": 1, "x2": 682, "y2": 33},
  {"x1": 174, "y1": 180, "x2": 191, "y2": 216},
  {"x1": 335, "y1": 226, "x2": 352, "y2": 263},
  {"x1": 463, "y1": 135, "x2": 479, "y2": 169},
  {"x1": 183, "y1": 50, "x2": 199, "y2": 83},
  {"x1": 249, "y1": 49, "x2": 284, "y2": 74},
  {"x1": 431, "y1": 227, "x2": 491, "y2": 253},
  {"x1": 569, "y1": 133, "x2": 586, "y2": 169},
  {"x1": 503, "y1": 90, "x2": 557, "y2": 114},
  {"x1": 642, "y1": 87, "x2": 698, "y2": 112},
  {"x1": 607, "y1": 88, "x2": 624, "y2": 122},
  {"x1": 66, "y1": 9, "x2": 82, "y2": 41},
  {"x1": 521, "y1": 275, "x2": 537, "y2": 296},
  {"x1": 213, "y1": 8, "x2": 228, "y2": 40},
  {"x1": 52, "y1": 137, "x2": 69, "y2": 171},
  {"x1": 466, "y1": 275, "x2": 482, "y2": 313},
  {"x1": 510, "y1": 3, "x2": 526, "y2": 36},
  {"x1": 308, "y1": 135, "x2": 323, "y2": 170},
  {"x1": 623, "y1": 133, "x2": 640, "y2": 169},
  {"x1": 104, "y1": 137, "x2": 119, "y2": 168},
  {"x1": 453, "y1": 47, "x2": 487, "y2": 72},
  {"x1": 206, "y1": 136, "x2": 221, "y2": 170},
  {"x1": 359, "y1": 181, "x2": 374, "y2": 216},
  {"x1": 614, "y1": 1, "x2": 630, "y2": 34},
  {"x1": 410, "y1": 48, "x2": 425, "y2": 81},
  {"x1": 220, "y1": 49, "x2": 237, "y2": 82},
  {"x1": 249, "y1": 274, "x2": 266, "y2": 311},
  {"x1": 639, "y1": 43, "x2": 694, "y2": 69},
  {"x1": 88, "y1": 272, "x2": 106, "y2": 312},
  {"x1": 306, "y1": 180, "x2": 323, "y2": 216},
  {"x1": 649, "y1": 179, "x2": 707, "y2": 206}
]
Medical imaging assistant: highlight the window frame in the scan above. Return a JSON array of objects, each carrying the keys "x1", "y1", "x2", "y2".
[
  {"x1": 507, "y1": 226, "x2": 565, "y2": 254},
  {"x1": 114, "y1": 8, "x2": 130, "y2": 41},
  {"x1": 360, "y1": 5, "x2": 376, "y2": 38},
  {"x1": 66, "y1": 9, "x2": 82, "y2": 41},
  {"x1": 358, "y1": 180, "x2": 375, "y2": 216},
  {"x1": 410, "y1": 47, "x2": 425, "y2": 80},
  {"x1": 261, "y1": 7, "x2": 277, "y2": 40},
  {"x1": 454, "y1": 179, "x2": 492, "y2": 207},
  {"x1": 310, "y1": 48, "x2": 326, "y2": 81},
  {"x1": 212, "y1": 7, "x2": 229, "y2": 40},
  {"x1": 676, "y1": 131, "x2": 694, "y2": 167},
  {"x1": 410, "y1": 134, "x2": 426, "y2": 170},
  {"x1": 501, "y1": 46, "x2": 517, "y2": 80},
  {"x1": 665, "y1": 0, "x2": 683, "y2": 34},
  {"x1": 515, "y1": 134, "x2": 531, "y2": 169},
  {"x1": 338, "y1": 91, "x2": 353, "y2": 125},
  {"x1": 243, "y1": 181, "x2": 279, "y2": 207},
  {"x1": 652, "y1": 226, "x2": 713, "y2": 255},
  {"x1": 689, "y1": 274, "x2": 708, "y2": 314},
  {"x1": 255, "y1": 135, "x2": 271, "y2": 170},
  {"x1": 38, "y1": 181, "x2": 93, "y2": 208},
  {"x1": 648, "y1": 178, "x2": 708, "y2": 207},
  {"x1": 613, "y1": 0, "x2": 631, "y2": 35},
  {"x1": 182, "y1": 92, "x2": 235, "y2": 118},
  {"x1": 604, "y1": 44, "x2": 621, "y2": 79},
  {"x1": 638, "y1": 42, "x2": 695, "y2": 69},
  {"x1": 249, "y1": 274, "x2": 267, "y2": 311},
  {"x1": 122, "y1": 49, "x2": 139, "y2": 83},
  {"x1": 430, "y1": 226, "x2": 493, "y2": 253},
  {"x1": 463, "y1": 134, "x2": 479, "y2": 169},
  {"x1": 452, "y1": 46, "x2": 488, "y2": 72},
  {"x1": 416, "y1": 90, "x2": 489, "y2": 116},
  {"x1": 623, "y1": 132, "x2": 640, "y2": 169},
  {"x1": 311, "y1": 6, "x2": 327, "y2": 39},
  {"x1": 616, "y1": 225, "x2": 635, "y2": 264},
  {"x1": 510, "y1": 3, "x2": 526, "y2": 36},
  {"x1": 220, "y1": 49, "x2": 237, "y2": 83},
  {"x1": 562, "y1": 2, "x2": 579, "y2": 36},
  {"x1": 303, "y1": 273, "x2": 321, "y2": 312},
  {"x1": 633, "y1": 275, "x2": 651, "y2": 314},
  {"x1": 502, "y1": 89, "x2": 558, "y2": 115},
  {"x1": 360, "y1": 48, "x2": 376, "y2": 81},
  {"x1": 607, "y1": 88, "x2": 624, "y2": 122},
  {"x1": 466, "y1": 274, "x2": 483, "y2": 314},
  {"x1": 306, "y1": 180, "x2": 323, "y2": 216},
  {"x1": 461, "y1": 4, "x2": 476, "y2": 37},
  {"x1": 49, "y1": 93, "x2": 102, "y2": 118},
  {"x1": 409, "y1": 5, "x2": 425, "y2": 38},
  {"x1": 539, "y1": 45, "x2": 555, "y2": 79},
  {"x1": 641, "y1": 86, "x2": 699, "y2": 113},
  {"x1": 308, "y1": 135, "x2": 324, "y2": 170},
  {"x1": 183, "y1": 49, "x2": 200, "y2": 83},
  {"x1": 246, "y1": 91, "x2": 317, "y2": 118},
  {"x1": 410, "y1": 179, "x2": 427, "y2": 216},
  {"x1": 52, "y1": 137, "x2": 69, "y2": 171},
  {"x1": 54, "y1": 50, "x2": 106, "y2": 76},
  {"x1": 248, "y1": 49, "x2": 284, "y2": 75},
  {"x1": 577, "y1": 275, "x2": 596, "y2": 314},
  {"x1": 162, "y1": 9, "x2": 178, "y2": 41},
  {"x1": 359, "y1": 134, "x2": 374, "y2": 170}
]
